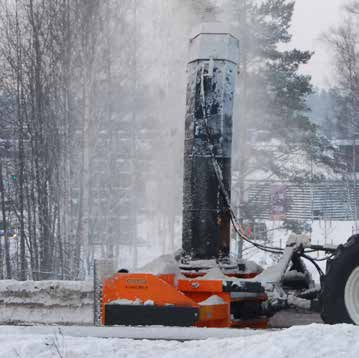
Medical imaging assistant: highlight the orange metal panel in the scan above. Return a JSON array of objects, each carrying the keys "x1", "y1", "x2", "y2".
[
  {"x1": 158, "y1": 273, "x2": 176, "y2": 286},
  {"x1": 102, "y1": 273, "x2": 198, "y2": 325},
  {"x1": 197, "y1": 303, "x2": 230, "y2": 327},
  {"x1": 178, "y1": 279, "x2": 223, "y2": 293},
  {"x1": 101, "y1": 273, "x2": 268, "y2": 329},
  {"x1": 185, "y1": 292, "x2": 231, "y2": 328}
]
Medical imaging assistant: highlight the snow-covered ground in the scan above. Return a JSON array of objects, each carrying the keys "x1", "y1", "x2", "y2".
[{"x1": 0, "y1": 324, "x2": 358, "y2": 358}]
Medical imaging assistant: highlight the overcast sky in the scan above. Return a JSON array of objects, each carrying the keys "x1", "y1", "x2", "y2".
[{"x1": 290, "y1": 0, "x2": 344, "y2": 88}]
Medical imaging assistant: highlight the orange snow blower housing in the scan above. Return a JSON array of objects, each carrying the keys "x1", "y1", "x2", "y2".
[
  {"x1": 99, "y1": 23, "x2": 352, "y2": 329},
  {"x1": 102, "y1": 271, "x2": 268, "y2": 328}
]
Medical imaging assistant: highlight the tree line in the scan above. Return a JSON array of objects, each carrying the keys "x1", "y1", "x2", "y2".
[{"x1": 0, "y1": 0, "x2": 138, "y2": 280}]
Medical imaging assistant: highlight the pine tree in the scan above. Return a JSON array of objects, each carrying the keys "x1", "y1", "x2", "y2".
[{"x1": 227, "y1": 0, "x2": 336, "y2": 222}]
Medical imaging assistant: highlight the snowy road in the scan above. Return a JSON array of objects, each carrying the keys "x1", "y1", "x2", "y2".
[
  {"x1": 0, "y1": 324, "x2": 358, "y2": 357},
  {"x1": 0, "y1": 325, "x2": 268, "y2": 341}
]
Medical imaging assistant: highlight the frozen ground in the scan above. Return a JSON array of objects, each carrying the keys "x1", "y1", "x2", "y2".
[{"x1": 0, "y1": 324, "x2": 358, "y2": 358}]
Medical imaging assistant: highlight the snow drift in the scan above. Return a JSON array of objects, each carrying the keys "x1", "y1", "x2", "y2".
[{"x1": 0, "y1": 324, "x2": 357, "y2": 358}]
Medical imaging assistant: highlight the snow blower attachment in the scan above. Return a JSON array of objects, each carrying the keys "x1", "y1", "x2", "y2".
[
  {"x1": 99, "y1": 24, "x2": 268, "y2": 328},
  {"x1": 98, "y1": 23, "x2": 359, "y2": 328}
]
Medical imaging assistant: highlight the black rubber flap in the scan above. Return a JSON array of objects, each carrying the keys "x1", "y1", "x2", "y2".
[{"x1": 104, "y1": 304, "x2": 200, "y2": 327}]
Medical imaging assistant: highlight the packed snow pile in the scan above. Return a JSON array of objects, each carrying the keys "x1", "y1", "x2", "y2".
[
  {"x1": 0, "y1": 324, "x2": 358, "y2": 357},
  {"x1": 198, "y1": 267, "x2": 228, "y2": 280},
  {"x1": 199, "y1": 295, "x2": 226, "y2": 306},
  {"x1": 107, "y1": 298, "x2": 148, "y2": 306},
  {"x1": 0, "y1": 280, "x2": 93, "y2": 325}
]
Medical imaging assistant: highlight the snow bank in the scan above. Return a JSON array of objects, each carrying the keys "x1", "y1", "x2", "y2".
[
  {"x1": 199, "y1": 295, "x2": 226, "y2": 306},
  {"x1": 0, "y1": 324, "x2": 267, "y2": 340},
  {"x1": 198, "y1": 267, "x2": 228, "y2": 280},
  {"x1": 108, "y1": 298, "x2": 143, "y2": 305},
  {"x1": 0, "y1": 324, "x2": 357, "y2": 357},
  {"x1": 0, "y1": 280, "x2": 93, "y2": 325}
]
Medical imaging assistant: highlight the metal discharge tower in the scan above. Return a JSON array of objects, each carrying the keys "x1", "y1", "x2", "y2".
[{"x1": 182, "y1": 24, "x2": 240, "y2": 260}]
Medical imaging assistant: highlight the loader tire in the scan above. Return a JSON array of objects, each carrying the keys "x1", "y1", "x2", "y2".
[{"x1": 321, "y1": 234, "x2": 359, "y2": 325}]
